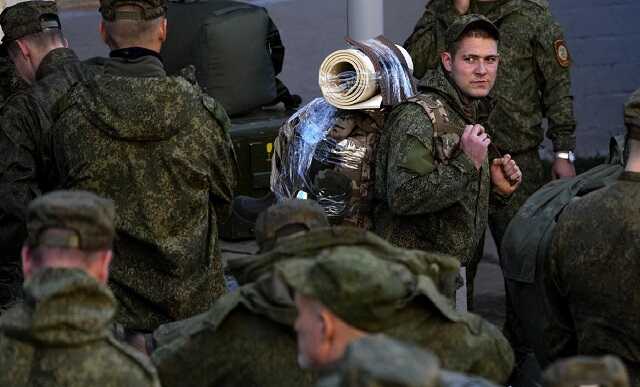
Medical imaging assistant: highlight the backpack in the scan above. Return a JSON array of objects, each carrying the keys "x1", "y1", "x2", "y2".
[
  {"x1": 271, "y1": 99, "x2": 385, "y2": 229},
  {"x1": 161, "y1": 0, "x2": 286, "y2": 116}
]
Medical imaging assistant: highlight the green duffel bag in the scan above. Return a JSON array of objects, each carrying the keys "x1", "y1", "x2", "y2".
[{"x1": 162, "y1": 0, "x2": 283, "y2": 116}]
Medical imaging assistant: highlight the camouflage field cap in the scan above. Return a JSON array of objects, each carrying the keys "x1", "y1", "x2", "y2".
[
  {"x1": 26, "y1": 190, "x2": 116, "y2": 251},
  {"x1": 254, "y1": 199, "x2": 329, "y2": 252},
  {"x1": 445, "y1": 14, "x2": 499, "y2": 52},
  {"x1": 0, "y1": 1, "x2": 60, "y2": 45},
  {"x1": 99, "y1": 0, "x2": 167, "y2": 21},
  {"x1": 624, "y1": 88, "x2": 640, "y2": 141},
  {"x1": 542, "y1": 356, "x2": 630, "y2": 387},
  {"x1": 278, "y1": 245, "x2": 428, "y2": 332}
]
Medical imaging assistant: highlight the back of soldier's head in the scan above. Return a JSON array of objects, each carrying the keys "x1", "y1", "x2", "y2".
[
  {"x1": 0, "y1": 0, "x2": 65, "y2": 80},
  {"x1": 254, "y1": 199, "x2": 329, "y2": 253},
  {"x1": 24, "y1": 190, "x2": 116, "y2": 280},
  {"x1": 543, "y1": 356, "x2": 630, "y2": 387},
  {"x1": 98, "y1": 0, "x2": 167, "y2": 50}
]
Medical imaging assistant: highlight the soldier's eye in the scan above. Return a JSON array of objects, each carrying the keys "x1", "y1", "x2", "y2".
[{"x1": 464, "y1": 56, "x2": 476, "y2": 64}]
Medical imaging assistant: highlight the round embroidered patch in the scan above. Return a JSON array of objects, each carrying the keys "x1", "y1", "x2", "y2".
[{"x1": 554, "y1": 40, "x2": 571, "y2": 67}]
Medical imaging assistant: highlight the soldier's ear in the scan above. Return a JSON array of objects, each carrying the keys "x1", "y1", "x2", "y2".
[
  {"x1": 21, "y1": 246, "x2": 33, "y2": 280},
  {"x1": 159, "y1": 18, "x2": 167, "y2": 43},
  {"x1": 98, "y1": 20, "x2": 108, "y2": 46},
  {"x1": 320, "y1": 308, "x2": 335, "y2": 342},
  {"x1": 441, "y1": 51, "x2": 453, "y2": 72}
]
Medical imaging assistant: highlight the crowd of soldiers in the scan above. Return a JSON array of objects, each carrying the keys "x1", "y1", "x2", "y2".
[{"x1": 0, "y1": 0, "x2": 637, "y2": 386}]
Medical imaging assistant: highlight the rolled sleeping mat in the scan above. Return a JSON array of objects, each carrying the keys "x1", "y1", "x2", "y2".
[{"x1": 319, "y1": 43, "x2": 414, "y2": 110}]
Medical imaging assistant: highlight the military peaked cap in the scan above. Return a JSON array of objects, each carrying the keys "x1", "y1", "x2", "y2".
[
  {"x1": 0, "y1": 1, "x2": 60, "y2": 45},
  {"x1": 99, "y1": 0, "x2": 167, "y2": 21}
]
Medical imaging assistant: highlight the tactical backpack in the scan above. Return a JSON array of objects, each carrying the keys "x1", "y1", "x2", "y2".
[
  {"x1": 271, "y1": 103, "x2": 385, "y2": 230},
  {"x1": 161, "y1": 0, "x2": 286, "y2": 116}
]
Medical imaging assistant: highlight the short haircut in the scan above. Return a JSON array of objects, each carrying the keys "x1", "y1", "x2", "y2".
[
  {"x1": 6, "y1": 29, "x2": 65, "y2": 60},
  {"x1": 447, "y1": 28, "x2": 498, "y2": 57},
  {"x1": 101, "y1": 6, "x2": 163, "y2": 49}
]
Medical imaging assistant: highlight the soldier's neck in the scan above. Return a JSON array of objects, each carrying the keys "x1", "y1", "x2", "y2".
[{"x1": 625, "y1": 140, "x2": 640, "y2": 172}]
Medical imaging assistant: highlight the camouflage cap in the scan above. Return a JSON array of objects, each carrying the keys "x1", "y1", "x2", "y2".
[
  {"x1": 99, "y1": 0, "x2": 167, "y2": 21},
  {"x1": 624, "y1": 88, "x2": 640, "y2": 141},
  {"x1": 277, "y1": 245, "x2": 421, "y2": 332},
  {"x1": 0, "y1": 1, "x2": 60, "y2": 45},
  {"x1": 254, "y1": 199, "x2": 329, "y2": 252},
  {"x1": 543, "y1": 356, "x2": 630, "y2": 387},
  {"x1": 445, "y1": 14, "x2": 499, "y2": 52},
  {"x1": 26, "y1": 190, "x2": 116, "y2": 251}
]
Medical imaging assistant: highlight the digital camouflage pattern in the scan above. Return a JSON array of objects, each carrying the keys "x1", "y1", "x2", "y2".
[
  {"x1": 0, "y1": 55, "x2": 27, "y2": 103},
  {"x1": 0, "y1": 0, "x2": 60, "y2": 44},
  {"x1": 151, "y1": 276, "x2": 318, "y2": 387},
  {"x1": 543, "y1": 356, "x2": 630, "y2": 387},
  {"x1": 544, "y1": 171, "x2": 640, "y2": 386},
  {"x1": 316, "y1": 334, "x2": 499, "y2": 387},
  {"x1": 374, "y1": 67, "x2": 492, "y2": 267},
  {"x1": 0, "y1": 268, "x2": 160, "y2": 387},
  {"x1": 404, "y1": 0, "x2": 576, "y2": 154},
  {"x1": 274, "y1": 231, "x2": 515, "y2": 384},
  {"x1": 0, "y1": 48, "x2": 100, "y2": 311},
  {"x1": 50, "y1": 55, "x2": 238, "y2": 331},
  {"x1": 254, "y1": 198, "x2": 329, "y2": 252},
  {"x1": 26, "y1": 190, "x2": 116, "y2": 250}
]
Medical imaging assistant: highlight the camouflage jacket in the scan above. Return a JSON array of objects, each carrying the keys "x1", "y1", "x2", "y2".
[
  {"x1": 404, "y1": 0, "x2": 576, "y2": 153},
  {"x1": 545, "y1": 171, "x2": 640, "y2": 386},
  {"x1": 230, "y1": 227, "x2": 513, "y2": 383},
  {"x1": 316, "y1": 334, "x2": 499, "y2": 387},
  {"x1": 374, "y1": 68, "x2": 492, "y2": 266},
  {"x1": 0, "y1": 48, "x2": 100, "y2": 311},
  {"x1": 0, "y1": 55, "x2": 27, "y2": 103},
  {"x1": 152, "y1": 277, "x2": 317, "y2": 387},
  {"x1": 50, "y1": 53, "x2": 239, "y2": 331},
  {"x1": 0, "y1": 268, "x2": 160, "y2": 387}
]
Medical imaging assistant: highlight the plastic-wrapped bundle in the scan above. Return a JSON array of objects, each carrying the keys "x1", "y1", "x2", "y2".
[
  {"x1": 271, "y1": 36, "x2": 413, "y2": 228},
  {"x1": 319, "y1": 36, "x2": 416, "y2": 110},
  {"x1": 271, "y1": 98, "x2": 384, "y2": 227}
]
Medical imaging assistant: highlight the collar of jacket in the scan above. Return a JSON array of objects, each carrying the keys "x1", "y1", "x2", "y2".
[
  {"x1": 0, "y1": 267, "x2": 116, "y2": 346},
  {"x1": 35, "y1": 47, "x2": 80, "y2": 81},
  {"x1": 417, "y1": 66, "x2": 493, "y2": 124},
  {"x1": 618, "y1": 171, "x2": 640, "y2": 182},
  {"x1": 105, "y1": 47, "x2": 166, "y2": 78}
]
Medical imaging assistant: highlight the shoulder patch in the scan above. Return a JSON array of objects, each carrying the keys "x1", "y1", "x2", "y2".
[{"x1": 553, "y1": 39, "x2": 571, "y2": 68}]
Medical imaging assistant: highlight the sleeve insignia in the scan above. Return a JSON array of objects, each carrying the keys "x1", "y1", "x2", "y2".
[{"x1": 553, "y1": 40, "x2": 571, "y2": 68}]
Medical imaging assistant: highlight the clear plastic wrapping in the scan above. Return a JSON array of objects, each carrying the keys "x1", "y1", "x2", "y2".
[
  {"x1": 271, "y1": 37, "x2": 413, "y2": 227},
  {"x1": 271, "y1": 98, "x2": 382, "y2": 226}
]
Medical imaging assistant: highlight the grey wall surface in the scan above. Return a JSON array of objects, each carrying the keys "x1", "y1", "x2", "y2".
[{"x1": 61, "y1": 0, "x2": 640, "y2": 155}]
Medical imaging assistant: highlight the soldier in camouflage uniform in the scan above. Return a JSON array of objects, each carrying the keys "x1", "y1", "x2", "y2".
[
  {"x1": 543, "y1": 89, "x2": 640, "y2": 387},
  {"x1": 151, "y1": 199, "x2": 328, "y2": 387},
  {"x1": 277, "y1": 236, "x2": 515, "y2": 384},
  {"x1": 48, "y1": 0, "x2": 238, "y2": 332},
  {"x1": 375, "y1": 15, "x2": 521, "y2": 303},
  {"x1": 0, "y1": 0, "x2": 102, "y2": 311},
  {"x1": 0, "y1": 190, "x2": 160, "y2": 387},
  {"x1": 405, "y1": 1, "x2": 576, "y2": 370},
  {"x1": 405, "y1": 0, "x2": 577, "y2": 224},
  {"x1": 316, "y1": 334, "x2": 499, "y2": 387}
]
